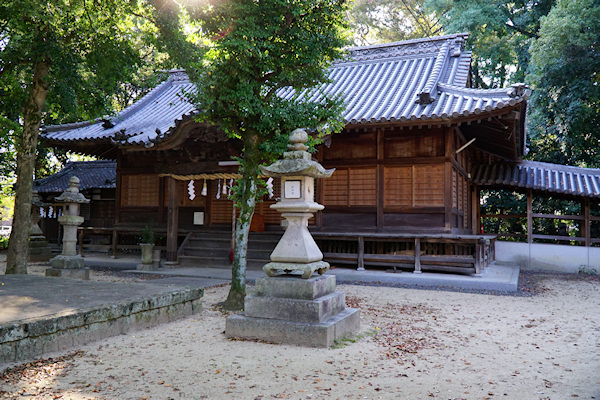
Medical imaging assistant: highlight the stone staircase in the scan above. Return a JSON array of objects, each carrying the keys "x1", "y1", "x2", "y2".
[{"x1": 178, "y1": 230, "x2": 283, "y2": 269}]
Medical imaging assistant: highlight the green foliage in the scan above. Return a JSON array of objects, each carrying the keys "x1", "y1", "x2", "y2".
[
  {"x1": 526, "y1": 0, "x2": 600, "y2": 167},
  {"x1": 0, "y1": 237, "x2": 8, "y2": 250},
  {"x1": 347, "y1": 0, "x2": 443, "y2": 45},
  {"x1": 425, "y1": 0, "x2": 554, "y2": 88},
  {"x1": 140, "y1": 225, "x2": 156, "y2": 245},
  {"x1": 0, "y1": 0, "x2": 173, "y2": 184}
]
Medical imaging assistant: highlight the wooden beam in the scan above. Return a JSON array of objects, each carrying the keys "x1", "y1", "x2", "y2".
[
  {"x1": 166, "y1": 177, "x2": 179, "y2": 262},
  {"x1": 472, "y1": 185, "x2": 480, "y2": 234},
  {"x1": 444, "y1": 128, "x2": 453, "y2": 230}
]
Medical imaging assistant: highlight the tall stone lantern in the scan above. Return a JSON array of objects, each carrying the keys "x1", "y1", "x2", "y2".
[
  {"x1": 46, "y1": 176, "x2": 90, "y2": 280},
  {"x1": 226, "y1": 129, "x2": 360, "y2": 347},
  {"x1": 260, "y1": 128, "x2": 334, "y2": 278}
]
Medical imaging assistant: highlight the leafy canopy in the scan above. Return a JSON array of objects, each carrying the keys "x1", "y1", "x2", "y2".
[{"x1": 189, "y1": 0, "x2": 348, "y2": 161}]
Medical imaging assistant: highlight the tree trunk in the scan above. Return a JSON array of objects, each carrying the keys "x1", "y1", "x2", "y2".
[
  {"x1": 5, "y1": 59, "x2": 51, "y2": 274},
  {"x1": 224, "y1": 135, "x2": 261, "y2": 310}
]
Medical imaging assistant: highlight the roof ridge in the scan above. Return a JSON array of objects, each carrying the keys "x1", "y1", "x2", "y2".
[{"x1": 339, "y1": 33, "x2": 469, "y2": 65}]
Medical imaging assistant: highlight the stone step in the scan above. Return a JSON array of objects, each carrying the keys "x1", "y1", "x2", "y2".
[
  {"x1": 225, "y1": 307, "x2": 360, "y2": 348},
  {"x1": 244, "y1": 291, "x2": 346, "y2": 323}
]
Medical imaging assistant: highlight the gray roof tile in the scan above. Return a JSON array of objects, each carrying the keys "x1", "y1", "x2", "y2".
[
  {"x1": 33, "y1": 161, "x2": 116, "y2": 193},
  {"x1": 472, "y1": 160, "x2": 600, "y2": 198},
  {"x1": 42, "y1": 34, "x2": 529, "y2": 147}
]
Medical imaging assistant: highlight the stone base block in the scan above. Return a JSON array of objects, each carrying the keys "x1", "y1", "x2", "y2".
[
  {"x1": 137, "y1": 263, "x2": 158, "y2": 271},
  {"x1": 226, "y1": 308, "x2": 360, "y2": 348},
  {"x1": 253, "y1": 275, "x2": 336, "y2": 300},
  {"x1": 50, "y1": 255, "x2": 85, "y2": 270},
  {"x1": 245, "y1": 291, "x2": 346, "y2": 323},
  {"x1": 45, "y1": 268, "x2": 90, "y2": 280},
  {"x1": 264, "y1": 260, "x2": 329, "y2": 279}
]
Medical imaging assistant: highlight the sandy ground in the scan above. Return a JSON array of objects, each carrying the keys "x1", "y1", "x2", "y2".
[{"x1": 1, "y1": 255, "x2": 599, "y2": 399}]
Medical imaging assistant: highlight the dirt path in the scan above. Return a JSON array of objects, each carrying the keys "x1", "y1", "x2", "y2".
[{"x1": 1, "y1": 272, "x2": 599, "y2": 400}]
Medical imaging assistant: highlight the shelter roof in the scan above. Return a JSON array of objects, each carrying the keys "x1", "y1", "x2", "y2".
[
  {"x1": 472, "y1": 160, "x2": 600, "y2": 198},
  {"x1": 33, "y1": 160, "x2": 116, "y2": 193},
  {"x1": 41, "y1": 33, "x2": 529, "y2": 156}
]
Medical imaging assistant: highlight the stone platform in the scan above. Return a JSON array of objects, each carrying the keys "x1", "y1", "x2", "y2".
[
  {"x1": 226, "y1": 275, "x2": 359, "y2": 347},
  {"x1": 0, "y1": 275, "x2": 204, "y2": 368}
]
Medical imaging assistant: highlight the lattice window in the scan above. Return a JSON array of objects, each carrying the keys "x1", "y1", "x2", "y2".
[
  {"x1": 323, "y1": 169, "x2": 349, "y2": 206},
  {"x1": 414, "y1": 164, "x2": 444, "y2": 206},
  {"x1": 121, "y1": 174, "x2": 159, "y2": 206},
  {"x1": 384, "y1": 166, "x2": 412, "y2": 207},
  {"x1": 349, "y1": 167, "x2": 377, "y2": 206}
]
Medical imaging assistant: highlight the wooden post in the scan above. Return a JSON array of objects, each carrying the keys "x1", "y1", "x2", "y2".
[
  {"x1": 472, "y1": 185, "x2": 480, "y2": 234},
  {"x1": 584, "y1": 198, "x2": 591, "y2": 247},
  {"x1": 444, "y1": 128, "x2": 453, "y2": 231},
  {"x1": 111, "y1": 229, "x2": 118, "y2": 258},
  {"x1": 357, "y1": 236, "x2": 365, "y2": 271},
  {"x1": 78, "y1": 229, "x2": 84, "y2": 256},
  {"x1": 376, "y1": 128, "x2": 384, "y2": 230},
  {"x1": 166, "y1": 177, "x2": 179, "y2": 262},
  {"x1": 414, "y1": 238, "x2": 421, "y2": 274},
  {"x1": 474, "y1": 240, "x2": 481, "y2": 275},
  {"x1": 527, "y1": 189, "x2": 533, "y2": 244},
  {"x1": 158, "y1": 176, "x2": 165, "y2": 224}
]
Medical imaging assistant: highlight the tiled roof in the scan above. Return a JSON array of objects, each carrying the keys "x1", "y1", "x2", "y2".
[
  {"x1": 42, "y1": 34, "x2": 529, "y2": 148},
  {"x1": 42, "y1": 70, "x2": 196, "y2": 146},
  {"x1": 278, "y1": 33, "x2": 529, "y2": 125},
  {"x1": 33, "y1": 161, "x2": 116, "y2": 193},
  {"x1": 472, "y1": 160, "x2": 600, "y2": 198}
]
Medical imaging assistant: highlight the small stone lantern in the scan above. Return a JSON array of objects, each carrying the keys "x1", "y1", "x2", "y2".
[
  {"x1": 46, "y1": 176, "x2": 90, "y2": 279},
  {"x1": 260, "y1": 128, "x2": 335, "y2": 278},
  {"x1": 29, "y1": 191, "x2": 52, "y2": 262}
]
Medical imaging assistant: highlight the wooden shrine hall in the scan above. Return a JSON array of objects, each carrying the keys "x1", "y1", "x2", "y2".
[{"x1": 41, "y1": 33, "x2": 534, "y2": 275}]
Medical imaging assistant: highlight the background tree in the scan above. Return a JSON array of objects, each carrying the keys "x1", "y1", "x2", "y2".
[
  {"x1": 526, "y1": 0, "x2": 600, "y2": 167},
  {"x1": 347, "y1": 0, "x2": 442, "y2": 45},
  {"x1": 0, "y1": 0, "x2": 162, "y2": 274},
  {"x1": 154, "y1": 0, "x2": 348, "y2": 309}
]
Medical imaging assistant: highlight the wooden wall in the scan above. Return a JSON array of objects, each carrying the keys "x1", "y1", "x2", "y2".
[{"x1": 318, "y1": 127, "x2": 473, "y2": 233}]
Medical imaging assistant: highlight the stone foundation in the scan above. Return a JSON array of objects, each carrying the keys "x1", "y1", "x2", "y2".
[{"x1": 226, "y1": 275, "x2": 359, "y2": 347}]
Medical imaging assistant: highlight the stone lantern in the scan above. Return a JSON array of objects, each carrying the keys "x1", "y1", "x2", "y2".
[
  {"x1": 46, "y1": 176, "x2": 90, "y2": 280},
  {"x1": 29, "y1": 191, "x2": 52, "y2": 262},
  {"x1": 225, "y1": 129, "x2": 360, "y2": 347},
  {"x1": 260, "y1": 128, "x2": 334, "y2": 278}
]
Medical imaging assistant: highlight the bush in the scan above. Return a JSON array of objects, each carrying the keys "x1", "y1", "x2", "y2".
[{"x1": 0, "y1": 237, "x2": 8, "y2": 250}]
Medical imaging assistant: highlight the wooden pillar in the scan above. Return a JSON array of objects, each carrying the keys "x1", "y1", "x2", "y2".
[
  {"x1": 357, "y1": 236, "x2": 365, "y2": 271},
  {"x1": 376, "y1": 128, "x2": 384, "y2": 230},
  {"x1": 472, "y1": 185, "x2": 480, "y2": 234},
  {"x1": 111, "y1": 229, "x2": 118, "y2": 258},
  {"x1": 414, "y1": 238, "x2": 421, "y2": 274},
  {"x1": 158, "y1": 176, "x2": 165, "y2": 224},
  {"x1": 584, "y1": 198, "x2": 591, "y2": 247},
  {"x1": 166, "y1": 177, "x2": 179, "y2": 262},
  {"x1": 527, "y1": 189, "x2": 533, "y2": 244},
  {"x1": 444, "y1": 128, "x2": 453, "y2": 231}
]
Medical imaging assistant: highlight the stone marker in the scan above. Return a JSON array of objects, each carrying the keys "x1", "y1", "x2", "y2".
[
  {"x1": 46, "y1": 176, "x2": 90, "y2": 280},
  {"x1": 226, "y1": 129, "x2": 360, "y2": 347}
]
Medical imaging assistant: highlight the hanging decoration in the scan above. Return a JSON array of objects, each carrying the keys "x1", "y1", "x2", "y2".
[
  {"x1": 201, "y1": 179, "x2": 207, "y2": 196},
  {"x1": 188, "y1": 180, "x2": 196, "y2": 201},
  {"x1": 216, "y1": 179, "x2": 221, "y2": 199},
  {"x1": 40, "y1": 207, "x2": 45, "y2": 218},
  {"x1": 228, "y1": 179, "x2": 234, "y2": 196},
  {"x1": 48, "y1": 206, "x2": 54, "y2": 218},
  {"x1": 266, "y1": 177, "x2": 274, "y2": 199},
  {"x1": 222, "y1": 179, "x2": 228, "y2": 195}
]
